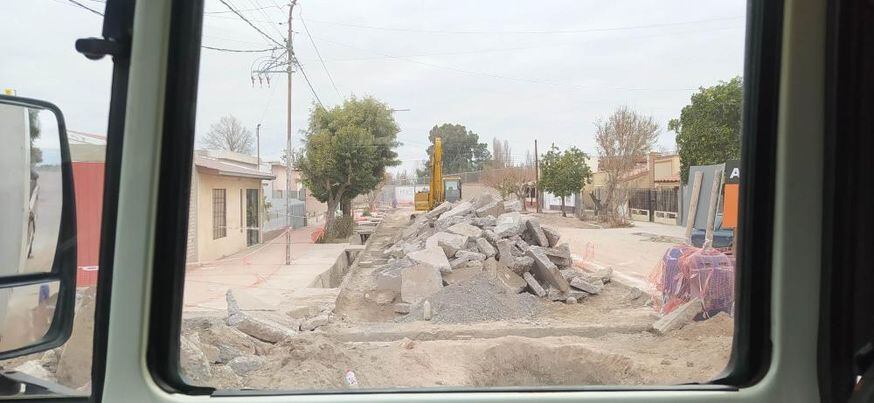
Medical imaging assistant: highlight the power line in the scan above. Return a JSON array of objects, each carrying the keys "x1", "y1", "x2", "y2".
[
  {"x1": 299, "y1": 9, "x2": 341, "y2": 99},
  {"x1": 205, "y1": 4, "x2": 279, "y2": 14},
  {"x1": 293, "y1": 59, "x2": 324, "y2": 108},
  {"x1": 216, "y1": 0, "x2": 284, "y2": 47},
  {"x1": 61, "y1": 0, "x2": 103, "y2": 16},
  {"x1": 302, "y1": 15, "x2": 743, "y2": 35},
  {"x1": 202, "y1": 45, "x2": 281, "y2": 53},
  {"x1": 313, "y1": 36, "x2": 695, "y2": 92},
  {"x1": 246, "y1": 0, "x2": 287, "y2": 41}
]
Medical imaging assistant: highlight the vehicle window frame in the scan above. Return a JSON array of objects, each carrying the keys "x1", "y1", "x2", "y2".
[{"x1": 144, "y1": 0, "x2": 782, "y2": 395}]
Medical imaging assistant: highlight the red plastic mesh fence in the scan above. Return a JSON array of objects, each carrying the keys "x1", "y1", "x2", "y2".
[{"x1": 649, "y1": 245, "x2": 735, "y2": 317}]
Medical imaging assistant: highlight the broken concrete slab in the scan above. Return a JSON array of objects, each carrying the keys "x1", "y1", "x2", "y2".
[
  {"x1": 542, "y1": 226, "x2": 561, "y2": 247},
  {"x1": 525, "y1": 218, "x2": 549, "y2": 247},
  {"x1": 475, "y1": 237, "x2": 497, "y2": 258},
  {"x1": 522, "y1": 272, "x2": 546, "y2": 297},
  {"x1": 494, "y1": 212, "x2": 524, "y2": 238},
  {"x1": 483, "y1": 229, "x2": 500, "y2": 245},
  {"x1": 400, "y1": 264, "x2": 444, "y2": 304},
  {"x1": 425, "y1": 231, "x2": 468, "y2": 257},
  {"x1": 484, "y1": 259, "x2": 527, "y2": 294},
  {"x1": 438, "y1": 201, "x2": 474, "y2": 221},
  {"x1": 503, "y1": 199, "x2": 522, "y2": 212},
  {"x1": 442, "y1": 265, "x2": 482, "y2": 285},
  {"x1": 475, "y1": 200, "x2": 504, "y2": 218},
  {"x1": 509, "y1": 256, "x2": 534, "y2": 275},
  {"x1": 545, "y1": 288, "x2": 589, "y2": 302},
  {"x1": 300, "y1": 314, "x2": 331, "y2": 331},
  {"x1": 470, "y1": 216, "x2": 497, "y2": 228},
  {"x1": 408, "y1": 246, "x2": 453, "y2": 273},
  {"x1": 570, "y1": 277, "x2": 604, "y2": 295},
  {"x1": 426, "y1": 201, "x2": 452, "y2": 219},
  {"x1": 227, "y1": 355, "x2": 266, "y2": 375},
  {"x1": 495, "y1": 239, "x2": 514, "y2": 262},
  {"x1": 180, "y1": 334, "x2": 212, "y2": 382},
  {"x1": 450, "y1": 250, "x2": 487, "y2": 269},
  {"x1": 447, "y1": 222, "x2": 484, "y2": 238},
  {"x1": 526, "y1": 246, "x2": 570, "y2": 293},
  {"x1": 652, "y1": 298, "x2": 704, "y2": 335},
  {"x1": 365, "y1": 289, "x2": 396, "y2": 305},
  {"x1": 542, "y1": 244, "x2": 573, "y2": 267},
  {"x1": 512, "y1": 236, "x2": 531, "y2": 253}
]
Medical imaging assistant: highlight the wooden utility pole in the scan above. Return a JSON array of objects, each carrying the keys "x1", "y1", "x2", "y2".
[
  {"x1": 284, "y1": 0, "x2": 297, "y2": 265},
  {"x1": 534, "y1": 139, "x2": 541, "y2": 213}
]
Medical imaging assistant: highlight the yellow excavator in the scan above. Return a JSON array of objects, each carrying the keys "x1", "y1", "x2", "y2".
[{"x1": 415, "y1": 137, "x2": 462, "y2": 211}]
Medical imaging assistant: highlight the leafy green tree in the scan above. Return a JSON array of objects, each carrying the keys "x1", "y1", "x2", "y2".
[
  {"x1": 539, "y1": 145, "x2": 592, "y2": 217},
  {"x1": 419, "y1": 123, "x2": 491, "y2": 175},
  {"x1": 669, "y1": 77, "x2": 743, "y2": 183},
  {"x1": 296, "y1": 96, "x2": 400, "y2": 233}
]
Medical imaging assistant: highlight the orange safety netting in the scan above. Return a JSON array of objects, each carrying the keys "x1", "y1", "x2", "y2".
[{"x1": 649, "y1": 245, "x2": 735, "y2": 318}]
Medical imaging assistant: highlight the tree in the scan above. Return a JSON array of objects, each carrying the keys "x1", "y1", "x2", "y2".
[
  {"x1": 419, "y1": 123, "x2": 491, "y2": 175},
  {"x1": 595, "y1": 106, "x2": 659, "y2": 224},
  {"x1": 482, "y1": 137, "x2": 534, "y2": 210},
  {"x1": 296, "y1": 96, "x2": 400, "y2": 234},
  {"x1": 669, "y1": 77, "x2": 743, "y2": 183},
  {"x1": 202, "y1": 115, "x2": 255, "y2": 154},
  {"x1": 539, "y1": 145, "x2": 592, "y2": 217}
]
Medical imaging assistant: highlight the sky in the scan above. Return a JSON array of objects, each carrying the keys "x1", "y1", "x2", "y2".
[{"x1": 1, "y1": 0, "x2": 746, "y2": 175}]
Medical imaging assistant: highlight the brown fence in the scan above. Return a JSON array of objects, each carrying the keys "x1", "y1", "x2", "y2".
[{"x1": 628, "y1": 188, "x2": 679, "y2": 223}]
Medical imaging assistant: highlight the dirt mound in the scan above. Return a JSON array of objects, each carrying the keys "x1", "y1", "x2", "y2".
[
  {"x1": 400, "y1": 273, "x2": 544, "y2": 324},
  {"x1": 470, "y1": 336, "x2": 643, "y2": 386}
]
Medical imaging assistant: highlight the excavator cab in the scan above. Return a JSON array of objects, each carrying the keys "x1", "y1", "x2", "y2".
[{"x1": 443, "y1": 176, "x2": 462, "y2": 202}]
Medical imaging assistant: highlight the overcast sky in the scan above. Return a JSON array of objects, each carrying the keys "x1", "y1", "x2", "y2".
[{"x1": 2, "y1": 0, "x2": 746, "y2": 174}]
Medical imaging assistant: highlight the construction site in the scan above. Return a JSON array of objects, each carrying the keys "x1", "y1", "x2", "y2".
[{"x1": 171, "y1": 183, "x2": 736, "y2": 390}]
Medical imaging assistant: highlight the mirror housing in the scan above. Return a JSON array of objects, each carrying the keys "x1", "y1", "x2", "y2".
[{"x1": 0, "y1": 94, "x2": 76, "y2": 360}]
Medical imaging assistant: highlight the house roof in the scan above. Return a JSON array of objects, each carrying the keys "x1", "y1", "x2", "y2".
[{"x1": 195, "y1": 155, "x2": 275, "y2": 180}]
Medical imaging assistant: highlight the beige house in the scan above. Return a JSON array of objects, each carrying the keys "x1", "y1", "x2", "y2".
[
  {"x1": 583, "y1": 152, "x2": 681, "y2": 217},
  {"x1": 186, "y1": 150, "x2": 274, "y2": 264},
  {"x1": 263, "y1": 162, "x2": 327, "y2": 225}
]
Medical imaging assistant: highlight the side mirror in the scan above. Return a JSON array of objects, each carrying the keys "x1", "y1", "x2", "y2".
[{"x1": 0, "y1": 95, "x2": 76, "y2": 360}]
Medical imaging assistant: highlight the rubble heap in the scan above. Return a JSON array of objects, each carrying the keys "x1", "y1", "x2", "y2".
[{"x1": 376, "y1": 195, "x2": 612, "y2": 319}]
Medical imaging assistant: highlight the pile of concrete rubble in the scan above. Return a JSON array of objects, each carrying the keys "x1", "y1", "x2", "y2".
[{"x1": 376, "y1": 195, "x2": 613, "y2": 318}]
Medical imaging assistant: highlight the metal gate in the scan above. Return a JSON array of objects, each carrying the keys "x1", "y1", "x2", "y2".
[{"x1": 628, "y1": 188, "x2": 679, "y2": 223}]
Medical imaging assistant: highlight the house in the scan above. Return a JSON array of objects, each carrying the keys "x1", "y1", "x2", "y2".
[
  {"x1": 583, "y1": 152, "x2": 682, "y2": 223},
  {"x1": 261, "y1": 161, "x2": 327, "y2": 229},
  {"x1": 186, "y1": 150, "x2": 274, "y2": 263}
]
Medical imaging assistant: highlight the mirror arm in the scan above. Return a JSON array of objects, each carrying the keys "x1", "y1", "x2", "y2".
[{"x1": 75, "y1": 37, "x2": 128, "y2": 61}]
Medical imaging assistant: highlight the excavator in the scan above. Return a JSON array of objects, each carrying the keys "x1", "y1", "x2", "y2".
[{"x1": 414, "y1": 137, "x2": 462, "y2": 211}]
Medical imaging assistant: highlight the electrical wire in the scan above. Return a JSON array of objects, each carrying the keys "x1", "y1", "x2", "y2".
[
  {"x1": 204, "y1": 4, "x2": 279, "y2": 14},
  {"x1": 301, "y1": 15, "x2": 743, "y2": 35},
  {"x1": 298, "y1": 8, "x2": 342, "y2": 99},
  {"x1": 216, "y1": 0, "x2": 284, "y2": 47},
  {"x1": 202, "y1": 45, "x2": 282, "y2": 53},
  {"x1": 61, "y1": 0, "x2": 103, "y2": 16},
  {"x1": 293, "y1": 59, "x2": 324, "y2": 108}
]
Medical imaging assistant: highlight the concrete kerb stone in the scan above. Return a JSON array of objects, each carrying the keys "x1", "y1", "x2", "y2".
[
  {"x1": 438, "y1": 201, "x2": 474, "y2": 222},
  {"x1": 522, "y1": 272, "x2": 546, "y2": 297},
  {"x1": 651, "y1": 298, "x2": 704, "y2": 335},
  {"x1": 525, "y1": 218, "x2": 549, "y2": 247},
  {"x1": 427, "y1": 201, "x2": 452, "y2": 219},
  {"x1": 569, "y1": 277, "x2": 603, "y2": 295},
  {"x1": 475, "y1": 237, "x2": 497, "y2": 258},
  {"x1": 542, "y1": 226, "x2": 561, "y2": 247},
  {"x1": 526, "y1": 246, "x2": 570, "y2": 293}
]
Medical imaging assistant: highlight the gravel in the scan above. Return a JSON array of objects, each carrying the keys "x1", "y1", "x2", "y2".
[{"x1": 399, "y1": 273, "x2": 543, "y2": 324}]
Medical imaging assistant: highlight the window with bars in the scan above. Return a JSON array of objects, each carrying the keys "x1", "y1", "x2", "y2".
[{"x1": 212, "y1": 188, "x2": 226, "y2": 239}]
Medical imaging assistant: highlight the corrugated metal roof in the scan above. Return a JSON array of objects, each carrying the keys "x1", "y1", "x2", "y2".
[{"x1": 194, "y1": 155, "x2": 275, "y2": 180}]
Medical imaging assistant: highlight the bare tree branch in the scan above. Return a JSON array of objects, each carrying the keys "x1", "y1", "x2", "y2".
[{"x1": 202, "y1": 115, "x2": 255, "y2": 154}]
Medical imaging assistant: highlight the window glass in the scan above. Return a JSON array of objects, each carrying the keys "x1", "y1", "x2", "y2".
[
  {"x1": 181, "y1": 0, "x2": 746, "y2": 390},
  {"x1": 0, "y1": 0, "x2": 112, "y2": 396}
]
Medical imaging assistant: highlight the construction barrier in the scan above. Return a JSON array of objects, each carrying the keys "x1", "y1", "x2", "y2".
[{"x1": 650, "y1": 245, "x2": 735, "y2": 318}]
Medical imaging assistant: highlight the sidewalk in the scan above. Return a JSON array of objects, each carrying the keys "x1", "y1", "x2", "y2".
[{"x1": 182, "y1": 225, "x2": 346, "y2": 315}]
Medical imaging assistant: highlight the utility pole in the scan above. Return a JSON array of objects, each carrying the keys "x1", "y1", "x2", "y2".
[
  {"x1": 284, "y1": 0, "x2": 297, "y2": 265},
  {"x1": 534, "y1": 139, "x2": 541, "y2": 213}
]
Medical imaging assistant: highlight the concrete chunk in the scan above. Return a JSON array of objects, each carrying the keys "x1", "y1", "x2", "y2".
[
  {"x1": 525, "y1": 218, "x2": 549, "y2": 247},
  {"x1": 484, "y1": 258, "x2": 527, "y2": 294},
  {"x1": 569, "y1": 277, "x2": 603, "y2": 295},
  {"x1": 475, "y1": 237, "x2": 497, "y2": 258},
  {"x1": 393, "y1": 302, "x2": 411, "y2": 314},
  {"x1": 542, "y1": 226, "x2": 561, "y2": 247},
  {"x1": 426, "y1": 201, "x2": 452, "y2": 218},
  {"x1": 526, "y1": 246, "x2": 570, "y2": 293},
  {"x1": 438, "y1": 201, "x2": 473, "y2": 221},
  {"x1": 496, "y1": 239, "x2": 514, "y2": 262},
  {"x1": 494, "y1": 212, "x2": 524, "y2": 238},
  {"x1": 401, "y1": 264, "x2": 444, "y2": 304},
  {"x1": 522, "y1": 272, "x2": 546, "y2": 297},
  {"x1": 441, "y1": 265, "x2": 481, "y2": 285},
  {"x1": 234, "y1": 315, "x2": 298, "y2": 342},
  {"x1": 483, "y1": 229, "x2": 500, "y2": 245},
  {"x1": 227, "y1": 356, "x2": 266, "y2": 375},
  {"x1": 408, "y1": 246, "x2": 453, "y2": 273},
  {"x1": 542, "y1": 244, "x2": 573, "y2": 267},
  {"x1": 509, "y1": 256, "x2": 534, "y2": 275},
  {"x1": 652, "y1": 298, "x2": 704, "y2": 335},
  {"x1": 450, "y1": 250, "x2": 487, "y2": 269},
  {"x1": 448, "y1": 222, "x2": 484, "y2": 238},
  {"x1": 425, "y1": 231, "x2": 468, "y2": 257},
  {"x1": 475, "y1": 200, "x2": 504, "y2": 218},
  {"x1": 300, "y1": 314, "x2": 331, "y2": 331}
]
